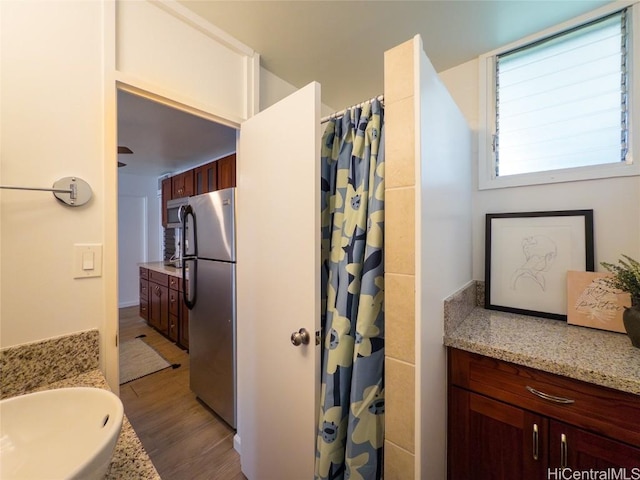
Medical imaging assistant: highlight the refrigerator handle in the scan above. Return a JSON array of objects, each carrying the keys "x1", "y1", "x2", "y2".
[
  {"x1": 181, "y1": 205, "x2": 197, "y2": 310},
  {"x1": 181, "y1": 205, "x2": 197, "y2": 258},
  {"x1": 183, "y1": 257, "x2": 197, "y2": 310}
]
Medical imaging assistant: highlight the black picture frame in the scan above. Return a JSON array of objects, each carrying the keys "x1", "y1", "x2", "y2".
[{"x1": 485, "y1": 210, "x2": 594, "y2": 320}]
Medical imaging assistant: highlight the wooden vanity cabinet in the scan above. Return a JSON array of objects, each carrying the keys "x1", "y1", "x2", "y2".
[
  {"x1": 148, "y1": 271, "x2": 169, "y2": 336},
  {"x1": 448, "y1": 348, "x2": 640, "y2": 479},
  {"x1": 548, "y1": 421, "x2": 640, "y2": 470},
  {"x1": 448, "y1": 386, "x2": 548, "y2": 479}
]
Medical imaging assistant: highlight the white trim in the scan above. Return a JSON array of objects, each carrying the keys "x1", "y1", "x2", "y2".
[
  {"x1": 152, "y1": 0, "x2": 255, "y2": 57},
  {"x1": 115, "y1": 72, "x2": 243, "y2": 128},
  {"x1": 234, "y1": 433, "x2": 241, "y2": 455},
  {"x1": 118, "y1": 300, "x2": 139, "y2": 309},
  {"x1": 103, "y1": 0, "x2": 120, "y2": 393},
  {"x1": 478, "y1": 0, "x2": 640, "y2": 190},
  {"x1": 245, "y1": 53, "x2": 261, "y2": 117},
  {"x1": 483, "y1": 0, "x2": 637, "y2": 59},
  {"x1": 412, "y1": 34, "x2": 423, "y2": 480}
]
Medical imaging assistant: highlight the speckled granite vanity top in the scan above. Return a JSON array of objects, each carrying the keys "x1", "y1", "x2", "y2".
[
  {"x1": 35, "y1": 370, "x2": 161, "y2": 480},
  {"x1": 445, "y1": 308, "x2": 640, "y2": 395},
  {"x1": 443, "y1": 282, "x2": 640, "y2": 396},
  {"x1": 0, "y1": 330, "x2": 160, "y2": 479}
]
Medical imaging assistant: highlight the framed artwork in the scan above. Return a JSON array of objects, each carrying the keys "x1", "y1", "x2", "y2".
[
  {"x1": 567, "y1": 271, "x2": 630, "y2": 333},
  {"x1": 485, "y1": 210, "x2": 594, "y2": 320}
]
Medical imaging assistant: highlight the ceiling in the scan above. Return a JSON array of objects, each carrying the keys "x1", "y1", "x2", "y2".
[
  {"x1": 179, "y1": 0, "x2": 612, "y2": 109},
  {"x1": 117, "y1": 90, "x2": 237, "y2": 176},
  {"x1": 118, "y1": 0, "x2": 612, "y2": 177}
]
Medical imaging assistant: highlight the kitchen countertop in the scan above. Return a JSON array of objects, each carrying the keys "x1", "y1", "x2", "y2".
[
  {"x1": 444, "y1": 307, "x2": 640, "y2": 396},
  {"x1": 30, "y1": 369, "x2": 161, "y2": 480},
  {"x1": 140, "y1": 261, "x2": 183, "y2": 277}
]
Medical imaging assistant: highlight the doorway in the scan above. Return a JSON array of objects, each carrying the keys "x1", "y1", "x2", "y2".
[{"x1": 116, "y1": 87, "x2": 241, "y2": 477}]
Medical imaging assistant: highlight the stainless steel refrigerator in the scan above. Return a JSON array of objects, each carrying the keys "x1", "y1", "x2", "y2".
[{"x1": 181, "y1": 187, "x2": 236, "y2": 428}]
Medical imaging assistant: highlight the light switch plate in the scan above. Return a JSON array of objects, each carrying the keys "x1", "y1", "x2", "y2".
[{"x1": 73, "y1": 244, "x2": 102, "y2": 278}]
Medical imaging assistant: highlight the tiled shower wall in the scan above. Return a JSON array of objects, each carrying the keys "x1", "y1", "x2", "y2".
[{"x1": 384, "y1": 38, "x2": 417, "y2": 479}]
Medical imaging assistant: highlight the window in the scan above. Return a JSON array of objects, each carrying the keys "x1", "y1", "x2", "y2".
[{"x1": 479, "y1": 4, "x2": 640, "y2": 189}]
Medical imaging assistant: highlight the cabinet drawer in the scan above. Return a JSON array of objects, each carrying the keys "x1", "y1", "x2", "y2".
[
  {"x1": 139, "y1": 267, "x2": 149, "y2": 279},
  {"x1": 139, "y1": 300, "x2": 149, "y2": 321},
  {"x1": 169, "y1": 289, "x2": 179, "y2": 316},
  {"x1": 449, "y1": 348, "x2": 640, "y2": 448},
  {"x1": 149, "y1": 270, "x2": 169, "y2": 286},
  {"x1": 169, "y1": 275, "x2": 179, "y2": 290},
  {"x1": 140, "y1": 278, "x2": 149, "y2": 298},
  {"x1": 169, "y1": 313, "x2": 179, "y2": 342}
]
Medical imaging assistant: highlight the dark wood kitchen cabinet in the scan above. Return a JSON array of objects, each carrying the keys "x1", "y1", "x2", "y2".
[
  {"x1": 194, "y1": 161, "x2": 217, "y2": 195},
  {"x1": 168, "y1": 281, "x2": 180, "y2": 343},
  {"x1": 172, "y1": 170, "x2": 194, "y2": 198},
  {"x1": 216, "y1": 153, "x2": 236, "y2": 190},
  {"x1": 448, "y1": 348, "x2": 640, "y2": 479},
  {"x1": 139, "y1": 267, "x2": 149, "y2": 321},
  {"x1": 161, "y1": 177, "x2": 172, "y2": 227},
  {"x1": 168, "y1": 274, "x2": 189, "y2": 347},
  {"x1": 161, "y1": 154, "x2": 236, "y2": 225},
  {"x1": 148, "y1": 270, "x2": 169, "y2": 336},
  {"x1": 139, "y1": 267, "x2": 188, "y2": 349},
  {"x1": 178, "y1": 277, "x2": 190, "y2": 350}
]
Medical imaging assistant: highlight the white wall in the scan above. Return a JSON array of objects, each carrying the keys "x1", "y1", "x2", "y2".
[
  {"x1": 116, "y1": 0, "x2": 258, "y2": 123},
  {"x1": 439, "y1": 58, "x2": 640, "y2": 281},
  {"x1": 0, "y1": 0, "x2": 260, "y2": 393},
  {"x1": 0, "y1": 1, "x2": 106, "y2": 348},
  {"x1": 260, "y1": 66, "x2": 336, "y2": 116},
  {"x1": 117, "y1": 173, "x2": 161, "y2": 307},
  {"x1": 415, "y1": 37, "x2": 473, "y2": 478}
]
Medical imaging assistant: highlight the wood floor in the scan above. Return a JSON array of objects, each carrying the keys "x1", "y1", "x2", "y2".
[{"x1": 119, "y1": 306, "x2": 245, "y2": 480}]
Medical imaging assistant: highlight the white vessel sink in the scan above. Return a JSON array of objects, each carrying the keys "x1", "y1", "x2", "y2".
[{"x1": 0, "y1": 387, "x2": 124, "y2": 480}]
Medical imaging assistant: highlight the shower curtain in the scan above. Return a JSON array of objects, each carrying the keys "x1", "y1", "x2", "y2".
[{"x1": 315, "y1": 99, "x2": 385, "y2": 480}]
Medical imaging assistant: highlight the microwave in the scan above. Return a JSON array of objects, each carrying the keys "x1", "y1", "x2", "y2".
[{"x1": 166, "y1": 197, "x2": 189, "y2": 228}]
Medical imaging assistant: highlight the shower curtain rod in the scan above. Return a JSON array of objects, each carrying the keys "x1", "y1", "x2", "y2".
[{"x1": 320, "y1": 94, "x2": 384, "y2": 124}]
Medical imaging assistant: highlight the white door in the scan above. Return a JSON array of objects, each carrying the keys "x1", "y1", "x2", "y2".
[{"x1": 236, "y1": 82, "x2": 321, "y2": 479}]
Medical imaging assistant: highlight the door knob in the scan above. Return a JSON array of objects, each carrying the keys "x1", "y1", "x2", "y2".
[{"x1": 291, "y1": 328, "x2": 310, "y2": 346}]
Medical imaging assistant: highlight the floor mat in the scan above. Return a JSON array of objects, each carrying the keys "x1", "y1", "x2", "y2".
[{"x1": 119, "y1": 338, "x2": 171, "y2": 384}]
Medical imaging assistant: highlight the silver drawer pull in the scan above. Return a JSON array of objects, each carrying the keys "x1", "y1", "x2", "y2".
[
  {"x1": 526, "y1": 386, "x2": 575, "y2": 404},
  {"x1": 560, "y1": 433, "x2": 568, "y2": 468}
]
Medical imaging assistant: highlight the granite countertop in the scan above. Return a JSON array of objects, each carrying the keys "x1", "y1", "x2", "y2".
[
  {"x1": 31, "y1": 369, "x2": 161, "y2": 480},
  {"x1": 444, "y1": 307, "x2": 640, "y2": 396}
]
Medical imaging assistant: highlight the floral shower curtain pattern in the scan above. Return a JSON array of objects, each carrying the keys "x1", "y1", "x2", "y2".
[{"x1": 315, "y1": 99, "x2": 385, "y2": 480}]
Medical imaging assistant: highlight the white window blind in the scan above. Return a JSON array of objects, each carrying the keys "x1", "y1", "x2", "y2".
[{"x1": 495, "y1": 10, "x2": 628, "y2": 177}]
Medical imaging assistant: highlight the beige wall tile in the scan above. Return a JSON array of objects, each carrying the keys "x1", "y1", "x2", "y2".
[
  {"x1": 385, "y1": 96, "x2": 415, "y2": 189},
  {"x1": 385, "y1": 358, "x2": 415, "y2": 452},
  {"x1": 384, "y1": 440, "x2": 415, "y2": 480},
  {"x1": 385, "y1": 187, "x2": 415, "y2": 275},
  {"x1": 385, "y1": 273, "x2": 415, "y2": 364},
  {"x1": 384, "y1": 39, "x2": 415, "y2": 104}
]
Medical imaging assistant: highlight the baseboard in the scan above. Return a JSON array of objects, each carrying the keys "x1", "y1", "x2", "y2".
[
  {"x1": 234, "y1": 433, "x2": 241, "y2": 455},
  {"x1": 118, "y1": 300, "x2": 139, "y2": 309}
]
